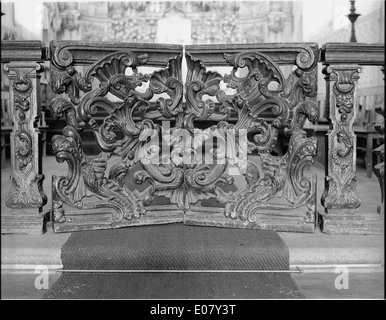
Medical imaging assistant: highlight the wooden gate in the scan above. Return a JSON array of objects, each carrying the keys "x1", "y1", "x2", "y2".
[{"x1": 50, "y1": 41, "x2": 319, "y2": 233}]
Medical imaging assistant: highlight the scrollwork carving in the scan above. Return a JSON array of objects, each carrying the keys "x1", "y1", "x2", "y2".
[
  {"x1": 52, "y1": 126, "x2": 146, "y2": 222},
  {"x1": 51, "y1": 66, "x2": 92, "y2": 105},
  {"x1": 50, "y1": 97, "x2": 86, "y2": 130},
  {"x1": 223, "y1": 51, "x2": 285, "y2": 101},
  {"x1": 222, "y1": 130, "x2": 316, "y2": 222},
  {"x1": 149, "y1": 55, "x2": 183, "y2": 119},
  {"x1": 51, "y1": 48, "x2": 188, "y2": 223},
  {"x1": 183, "y1": 48, "x2": 318, "y2": 226},
  {"x1": 185, "y1": 54, "x2": 223, "y2": 128},
  {"x1": 51, "y1": 43, "x2": 319, "y2": 232},
  {"x1": 295, "y1": 47, "x2": 316, "y2": 70}
]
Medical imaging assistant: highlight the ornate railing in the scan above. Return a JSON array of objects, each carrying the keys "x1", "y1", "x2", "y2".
[{"x1": 1, "y1": 40, "x2": 384, "y2": 234}]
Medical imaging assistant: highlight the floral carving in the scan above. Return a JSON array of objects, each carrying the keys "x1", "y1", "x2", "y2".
[
  {"x1": 333, "y1": 80, "x2": 355, "y2": 122},
  {"x1": 13, "y1": 78, "x2": 33, "y2": 123},
  {"x1": 15, "y1": 131, "x2": 33, "y2": 171},
  {"x1": 53, "y1": 201, "x2": 66, "y2": 223}
]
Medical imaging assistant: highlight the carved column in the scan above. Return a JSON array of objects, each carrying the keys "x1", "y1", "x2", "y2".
[
  {"x1": 321, "y1": 64, "x2": 362, "y2": 215},
  {"x1": 320, "y1": 64, "x2": 365, "y2": 234},
  {"x1": 321, "y1": 63, "x2": 384, "y2": 234},
  {"x1": 1, "y1": 41, "x2": 48, "y2": 234},
  {"x1": 320, "y1": 43, "x2": 385, "y2": 234}
]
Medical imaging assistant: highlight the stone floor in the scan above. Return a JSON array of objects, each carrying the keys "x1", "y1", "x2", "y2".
[{"x1": 1, "y1": 156, "x2": 384, "y2": 299}]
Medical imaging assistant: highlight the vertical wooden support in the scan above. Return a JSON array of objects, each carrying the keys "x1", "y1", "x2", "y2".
[
  {"x1": 1, "y1": 41, "x2": 48, "y2": 234},
  {"x1": 321, "y1": 64, "x2": 362, "y2": 215},
  {"x1": 320, "y1": 43, "x2": 384, "y2": 234}
]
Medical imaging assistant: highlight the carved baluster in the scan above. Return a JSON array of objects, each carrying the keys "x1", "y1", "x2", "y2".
[
  {"x1": 1, "y1": 41, "x2": 48, "y2": 234},
  {"x1": 321, "y1": 65, "x2": 362, "y2": 216}
]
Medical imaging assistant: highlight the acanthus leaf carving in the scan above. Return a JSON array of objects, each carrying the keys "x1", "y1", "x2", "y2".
[
  {"x1": 50, "y1": 44, "x2": 319, "y2": 231},
  {"x1": 333, "y1": 80, "x2": 355, "y2": 122},
  {"x1": 50, "y1": 49, "x2": 188, "y2": 221},
  {"x1": 52, "y1": 125, "x2": 147, "y2": 222},
  {"x1": 321, "y1": 173, "x2": 361, "y2": 210},
  {"x1": 15, "y1": 130, "x2": 33, "y2": 172},
  {"x1": 6, "y1": 174, "x2": 46, "y2": 209},
  {"x1": 332, "y1": 126, "x2": 353, "y2": 169},
  {"x1": 185, "y1": 53, "x2": 224, "y2": 128},
  {"x1": 149, "y1": 55, "x2": 183, "y2": 119},
  {"x1": 50, "y1": 97, "x2": 86, "y2": 130},
  {"x1": 85, "y1": 51, "x2": 151, "y2": 101},
  {"x1": 223, "y1": 51, "x2": 285, "y2": 102}
]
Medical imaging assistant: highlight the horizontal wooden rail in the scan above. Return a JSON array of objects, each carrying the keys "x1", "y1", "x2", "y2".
[{"x1": 321, "y1": 42, "x2": 384, "y2": 66}]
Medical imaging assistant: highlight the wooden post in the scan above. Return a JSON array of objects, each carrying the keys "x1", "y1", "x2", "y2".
[
  {"x1": 1, "y1": 41, "x2": 48, "y2": 234},
  {"x1": 320, "y1": 43, "x2": 384, "y2": 234},
  {"x1": 321, "y1": 64, "x2": 362, "y2": 214}
]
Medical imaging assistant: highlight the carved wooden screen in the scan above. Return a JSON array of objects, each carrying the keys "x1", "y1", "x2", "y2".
[
  {"x1": 50, "y1": 41, "x2": 319, "y2": 233},
  {"x1": 50, "y1": 41, "x2": 185, "y2": 232},
  {"x1": 183, "y1": 44, "x2": 319, "y2": 232}
]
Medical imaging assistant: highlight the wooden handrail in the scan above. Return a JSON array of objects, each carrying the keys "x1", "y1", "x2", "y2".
[
  {"x1": 1, "y1": 40, "x2": 48, "y2": 63},
  {"x1": 321, "y1": 42, "x2": 384, "y2": 66}
]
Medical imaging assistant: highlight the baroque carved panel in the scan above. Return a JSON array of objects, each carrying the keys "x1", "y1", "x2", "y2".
[
  {"x1": 50, "y1": 42, "x2": 185, "y2": 231},
  {"x1": 50, "y1": 42, "x2": 319, "y2": 233},
  {"x1": 184, "y1": 44, "x2": 318, "y2": 232}
]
